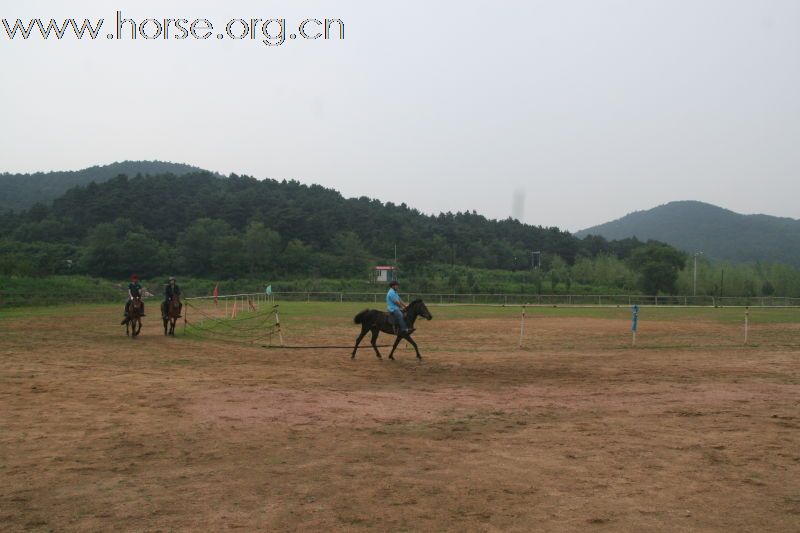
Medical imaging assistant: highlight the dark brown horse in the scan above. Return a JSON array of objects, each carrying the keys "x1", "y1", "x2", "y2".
[
  {"x1": 351, "y1": 299, "x2": 432, "y2": 360},
  {"x1": 125, "y1": 296, "x2": 143, "y2": 338},
  {"x1": 162, "y1": 294, "x2": 181, "y2": 336}
]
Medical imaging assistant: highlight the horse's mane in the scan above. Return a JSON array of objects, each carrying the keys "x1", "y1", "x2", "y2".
[{"x1": 409, "y1": 299, "x2": 423, "y2": 306}]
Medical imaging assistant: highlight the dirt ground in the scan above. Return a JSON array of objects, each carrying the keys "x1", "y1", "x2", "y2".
[{"x1": 1, "y1": 304, "x2": 799, "y2": 532}]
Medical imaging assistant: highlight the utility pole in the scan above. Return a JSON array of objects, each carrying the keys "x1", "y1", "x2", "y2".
[{"x1": 693, "y1": 251, "x2": 703, "y2": 297}]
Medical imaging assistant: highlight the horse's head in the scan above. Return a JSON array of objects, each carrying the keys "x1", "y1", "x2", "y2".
[{"x1": 410, "y1": 299, "x2": 433, "y2": 321}]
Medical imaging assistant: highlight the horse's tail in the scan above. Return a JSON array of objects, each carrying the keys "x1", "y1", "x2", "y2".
[{"x1": 354, "y1": 309, "x2": 370, "y2": 324}]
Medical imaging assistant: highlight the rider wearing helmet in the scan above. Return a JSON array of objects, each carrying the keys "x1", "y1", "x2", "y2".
[
  {"x1": 121, "y1": 274, "x2": 144, "y2": 324},
  {"x1": 163, "y1": 276, "x2": 182, "y2": 319}
]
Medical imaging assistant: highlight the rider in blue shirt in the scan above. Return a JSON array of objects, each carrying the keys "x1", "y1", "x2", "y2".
[{"x1": 386, "y1": 280, "x2": 414, "y2": 334}]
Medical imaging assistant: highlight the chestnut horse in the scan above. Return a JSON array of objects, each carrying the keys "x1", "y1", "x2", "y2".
[
  {"x1": 125, "y1": 296, "x2": 143, "y2": 338},
  {"x1": 162, "y1": 294, "x2": 181, "y2": 336}
]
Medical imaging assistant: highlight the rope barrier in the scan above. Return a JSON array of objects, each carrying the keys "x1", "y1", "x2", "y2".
[
  {"x1": 262, "y1": 344, "x2": 393, "y2": 350},
  {"x1": 182, "y1": 300, "x2": 407, "y2": 351},
  {"x1": 183, "y1": 300, "x2": 281, "y2": 345}
]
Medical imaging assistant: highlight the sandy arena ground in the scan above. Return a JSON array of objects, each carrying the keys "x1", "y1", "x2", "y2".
[{"x1": 1, "y1": 304, "x2": 799, "y2": 532}]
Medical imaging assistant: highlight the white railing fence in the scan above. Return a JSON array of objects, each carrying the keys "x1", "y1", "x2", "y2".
[{"x1": 184, "y1": 291, "x2": 800, "y2": 308}]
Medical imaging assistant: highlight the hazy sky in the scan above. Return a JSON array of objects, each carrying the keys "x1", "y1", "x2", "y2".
[{"x1": 2, "y1": 1, "x2": 798, "y2": 231}]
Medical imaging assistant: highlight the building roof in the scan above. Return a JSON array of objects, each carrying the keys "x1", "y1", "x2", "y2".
[{"x1": 374, "y1": 266, "x2": 396, "y2": 270}]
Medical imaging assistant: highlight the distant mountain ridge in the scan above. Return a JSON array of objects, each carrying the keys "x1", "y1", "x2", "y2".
[
  {"x1": 576, "y1": 201, "x2": 800, "y2": 267},
  {"x1": 0, "y1": 161, "x2": 207, "y2": 212}
]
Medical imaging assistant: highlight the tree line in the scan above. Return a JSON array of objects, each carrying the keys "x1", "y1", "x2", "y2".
[{"x1": 0, "y1": 171, "x2": 755, "y2": 295}]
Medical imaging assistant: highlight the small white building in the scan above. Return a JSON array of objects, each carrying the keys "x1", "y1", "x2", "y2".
[{"x1": 374, "y1": 266, "x2": 397, "y2": 283}]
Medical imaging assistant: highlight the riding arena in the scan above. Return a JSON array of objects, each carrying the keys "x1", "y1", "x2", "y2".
[{"x1": 1, "y1": 291, "x2": 798, "y2": 531}]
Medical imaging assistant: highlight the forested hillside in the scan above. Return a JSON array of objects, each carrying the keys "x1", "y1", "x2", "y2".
[
  {"x1": 0, "y1": 161, "x2": 205, "y2": 212},
  {"x1": 2, "y1": 171, "x2": 799, "y2": 296},
  {"x1": 0, "y1": 171, "x2": 667, "y2": 283},
  {"x1": 576, "y1": 201, "x2": 800, "y2": 267}
]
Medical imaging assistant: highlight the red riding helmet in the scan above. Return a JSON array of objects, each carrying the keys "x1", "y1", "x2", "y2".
[{"x1": 131, "y1": 274, "x2": 139, "y2": 281}]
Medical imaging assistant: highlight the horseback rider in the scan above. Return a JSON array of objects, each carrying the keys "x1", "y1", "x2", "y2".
[
  {"x1": 121, "y1": 274, "x2": 144, "y2": 324},
  {"x1": 163, "y1": 276, "x2": 182, "y2": 319},
  {"x1": 386, "y1": 280, "x2": 415, "y2": 335}
]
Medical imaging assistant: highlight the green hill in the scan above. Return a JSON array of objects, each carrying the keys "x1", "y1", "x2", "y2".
[
  {"x1": 0, "y1": 161, "x2": 206, "y2": 212},
  {"x1": 4, "y1": 175, "x2": 795, "y2": 297},
  {"x1": 576, "y1": 201, "x2": 800, "y2": 267},
  {"x1": 0, "y1": 170, "x2": 657, "y2": 281}
]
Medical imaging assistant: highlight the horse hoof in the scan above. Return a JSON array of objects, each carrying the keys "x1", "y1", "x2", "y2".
[{"x1": 389, "y1": 355, "x2": 395, "y2": 361}]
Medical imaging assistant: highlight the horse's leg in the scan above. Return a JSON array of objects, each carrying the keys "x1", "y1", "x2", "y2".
[
  {"x1": 404, "y1": 334, "x2": 422, "y2": 360},
  {"x1": 126, "y1": 320, "x2": 130, "y2": 337},
  {"x1": 388, "y1": 334, "x2": 403, "y2": 360},
  {"x1": 170, "y1": 318, "x2": 176, "y2": 336},
  {"x1": 351, "y1": 325, "x2": 369, "y2": 359},
  {"x1": 370, "y1": 328, "x2": 382, "y2": 359},
  {"x1": 134, "y1": 319, "x2": 141, "y2": 337}
]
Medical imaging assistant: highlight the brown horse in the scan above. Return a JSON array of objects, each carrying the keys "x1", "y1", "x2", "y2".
[
  {"x1": 351, "y1": 299, "x2": 432, "y2": 360},
  {"x1": 125, "y1": 296, "x2": 143, "y2": 338},
  {"x1": 162, "y1": 294, "x2": 181, "y2": 336}
]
